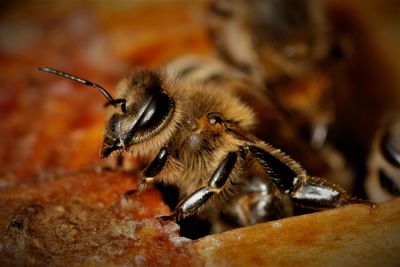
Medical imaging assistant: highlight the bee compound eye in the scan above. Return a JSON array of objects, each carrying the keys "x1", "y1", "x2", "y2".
[
  {"x1": 124, "y1": 92, "x2": 174, "y2": 144},
  {"x1": 137, "y1": 92, "x2": 173, "y2": 131}
]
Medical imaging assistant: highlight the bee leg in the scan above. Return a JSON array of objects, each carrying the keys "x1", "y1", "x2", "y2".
[
  {"x1": 144, "y1": 147, "x2": 169, "y2": 177},
  {"x1": 248, "y1": 145, "x2": 304, "y2": 194},
  {"x1": 124, "y1": 147, "x2": 168, "y2": 198},
  {"x1": 248, "y1": 145, "x2": 364, "y2": 210},
  {"x1": 290, "y1": 176, "x2": 354, "y2": 209},
  {"x1": 291, "y1": 177, "x2": 376, "y2": 210},
  {"x1": 173, "y1": 151, "x2": 238, "y2": 220},
  {"x1": 219, "y1": 176, "x2": 294, "y2": 229},
  {"x1": 140, "y1": 147, "x2": 168, "y2": 191}
]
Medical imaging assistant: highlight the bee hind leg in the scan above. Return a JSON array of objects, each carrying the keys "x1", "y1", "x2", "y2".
[
  {"x1": 290, "y1": 176, "x2": 353, "y2": 210},
  {"x1": 248, "y1": 144, "x2": 370, "y2": 210},
  {"x1": 172, "y1": 151, "x2": 238, "y2": 221},
  {"x1": 291, "y1": 176, "x2": 376, "y2": 210}
]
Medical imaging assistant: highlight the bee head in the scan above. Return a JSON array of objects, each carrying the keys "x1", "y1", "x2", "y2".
[
  {"x1": 38, "y1": 67, "x2": 174, "y2": 158},
  {"x1": 101, "y1": 70, "x2": 175, "y2": 157}
]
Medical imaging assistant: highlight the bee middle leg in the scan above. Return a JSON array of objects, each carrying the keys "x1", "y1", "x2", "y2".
[{"x1": 173, "y1": 151, "x2": 238, "y2": 220}]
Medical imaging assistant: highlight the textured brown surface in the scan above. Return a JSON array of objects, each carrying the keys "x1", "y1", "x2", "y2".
[
  {"x1": 195, "y1": 198, "x2": 400, "y2": 267},
  {"x1": 0, "y1": 171, "x2": 201, "y2": 266}
]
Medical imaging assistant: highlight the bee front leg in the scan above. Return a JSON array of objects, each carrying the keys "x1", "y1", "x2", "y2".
[
  {"x1": 125, "y1": 147, "x2": 169, "y2": 198},
  {"x1": 125, "y1": 147, "x2": 169, "y2": 201},
  {"x1": 173, "y1": 151, "x2": 238, "y2": 220},
  {"x1": 140, "y1": 147, "x2": 169, "y2": 191}
]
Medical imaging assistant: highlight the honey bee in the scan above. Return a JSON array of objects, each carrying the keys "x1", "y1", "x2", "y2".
[
  {"x1": 39, "y1": 59, "x2": 359, "y2": 232},
  {"x1": 365, "y1": 116, "x2": 400, "y2": 202}
]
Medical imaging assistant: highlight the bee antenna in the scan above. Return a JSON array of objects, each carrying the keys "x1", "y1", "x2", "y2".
[{"x1": 38, "y1": 67, "x2": 127, "y2": 113}]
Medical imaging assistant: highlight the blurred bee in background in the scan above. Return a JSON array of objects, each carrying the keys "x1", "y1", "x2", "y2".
[
  {"x1": 365, "y1": 116, "x2": 400, "y2": 202},
  {"x1": 208, "y1": 0, "x2": 331, "y2": 83}
]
